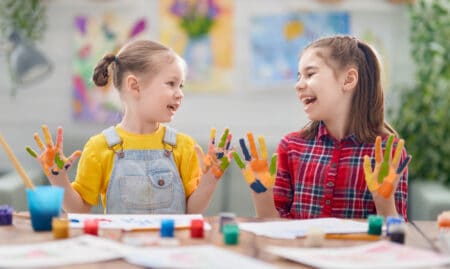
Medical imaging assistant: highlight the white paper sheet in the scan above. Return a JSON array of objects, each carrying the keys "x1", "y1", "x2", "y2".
[
  {"x1": 266, "y1": 241, "x2": 450, "y2": 269},
  {"x1": 125, "y1": 245, "x2": 276, "y2": 269},
  {"x1": 0, "y1": 235, "x2": 130, "y2": 268},
  {"x1": 68, "y1": 213, "x2": 211, "y2": 230},
  {"x1": 239, "y1": 218, "x2": 368, "y2": 239}
]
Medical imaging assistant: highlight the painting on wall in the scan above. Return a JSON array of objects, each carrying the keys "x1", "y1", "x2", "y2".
[
  {"x1": 160, "y1": 0, "x2": 234, "y2": 92},
  {"x1": 72, "y1": 12, "x2": 148, "y2": 123},
  {"x1": 250, "y1": 12, "x2": 350, "y2": 86}
]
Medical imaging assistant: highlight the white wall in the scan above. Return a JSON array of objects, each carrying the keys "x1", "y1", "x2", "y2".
[{"x1": 0, "y1": 0, "x2": 414, "y2": 215}]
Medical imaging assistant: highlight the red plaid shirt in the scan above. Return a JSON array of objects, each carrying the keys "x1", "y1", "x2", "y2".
[{"x1": 273, "y1": 122, "x2": 408, "y2": 220}]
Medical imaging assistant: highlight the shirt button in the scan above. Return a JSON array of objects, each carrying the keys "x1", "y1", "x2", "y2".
[
  {"x1": 331, "y1": 163, "x2": 337, "y2": 168},
  {"x1": 158, "y1": 179, "x2": 165, "y2": 186},
  {"x1": 327, "y1": 182, "x2": 334, "y2": 187},
  {"x1": 325, "y1": 200, "x2": 331, "y2": 205}
]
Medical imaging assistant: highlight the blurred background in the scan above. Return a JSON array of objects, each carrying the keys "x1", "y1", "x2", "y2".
[{"x1": 0, "y1": 0, "x2": 448, "y2": 219}]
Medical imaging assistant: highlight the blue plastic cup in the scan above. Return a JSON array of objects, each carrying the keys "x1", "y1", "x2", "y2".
[{"x1": 26, "y1": 186, "x2": 64, "y2": 231}]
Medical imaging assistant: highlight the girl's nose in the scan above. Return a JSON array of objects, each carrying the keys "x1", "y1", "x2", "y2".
[
  {"x1": 295, "y1": 78, "x2": 306, "y2": 92},
  {"x1": 176, "y1": 88, "x2": 184, "y2": 99}
]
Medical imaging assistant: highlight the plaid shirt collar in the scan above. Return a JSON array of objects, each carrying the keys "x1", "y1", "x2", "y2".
[{"x1": 316, "y1": 121, "x2": 361, "y2": 146}]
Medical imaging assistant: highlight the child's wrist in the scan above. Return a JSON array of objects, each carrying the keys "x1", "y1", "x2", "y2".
[
  {"x1": 200, "y1": 172, "x2": 220, "y2": 186},
  {"x1": 47, "y1": 173, "x2": 70, "y2": 186},
  {"x1": 375, "y1": 203, "x2": 398, "y2": 217}
]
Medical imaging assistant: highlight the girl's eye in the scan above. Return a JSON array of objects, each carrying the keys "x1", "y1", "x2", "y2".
[
  {"x1": 180, "y1": 83, "x2": 184, "y2": 89},
  {"x1": 167, "y1": 81, "x2": 175, "y2": 87}
]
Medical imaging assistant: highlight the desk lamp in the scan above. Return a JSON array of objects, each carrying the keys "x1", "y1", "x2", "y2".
[{"x1": 8, "y1": 31, "x2": 52, "y2": 94}]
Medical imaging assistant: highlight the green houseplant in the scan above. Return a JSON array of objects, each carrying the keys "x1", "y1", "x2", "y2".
[
  {"x1": 393, "y1": 0, "x2": 449, "y2": 186},
  {"x1": 0, "y1": 0, "x2": 47, "y2": 45},
  {"x1": 0, "y1": 0, "x2": 48, "y2": 96}
]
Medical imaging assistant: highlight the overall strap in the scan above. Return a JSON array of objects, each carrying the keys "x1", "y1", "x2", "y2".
[
  {"x1": 102, "y1": 126, "x2": 124, "y2": 158},
  {"x1": 103, "y1": 126, "x2": 122, "y2": 147},
  {"x1": 163, "y1": 126, "x2": 177, "y2": 157},
  {"x1": 163, "y1": 126, "x2": 177, "y2": 147}
]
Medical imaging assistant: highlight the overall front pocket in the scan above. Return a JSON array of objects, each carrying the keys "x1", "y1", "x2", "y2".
[{"x1": 119, "y1": 170, "x2": 174, "y2": 210}]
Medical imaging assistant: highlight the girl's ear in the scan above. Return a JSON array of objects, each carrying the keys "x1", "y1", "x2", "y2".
[
  {"x1": 343, "y1": 67, "x2": 358, "y2": 92},
  {"x1": 125, "y1": 74, "x2": 140, "y2": 96}
]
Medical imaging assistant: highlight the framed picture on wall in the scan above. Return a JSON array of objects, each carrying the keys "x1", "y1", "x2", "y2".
[
  {"x1": 72, "y1": 12, "x2": 148, "y2": 123},
  {"x1": 160, "y1": 0, "x2": 234, "y2": 93},
  {"x1": 250, "y1": 11, "x2": 350, "y2": 87}
]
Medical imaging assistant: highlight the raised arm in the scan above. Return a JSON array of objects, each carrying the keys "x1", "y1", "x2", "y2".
[
  {"x1": 26, "y1": 125, "x2": 90, "y2": 213},
  {"x1": 232, "y1": 132, "x2": 278, "y2": 218},
  {"x1": 363, "y1": 135, "x2": 412, "y2": 218},
  {"x1": 187, "y1": 128, "x2": 233, "y2": 214}
]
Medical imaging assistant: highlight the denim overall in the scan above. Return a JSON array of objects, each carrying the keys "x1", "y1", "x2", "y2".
[{"x1": 102, "y1": 126, "x2": 186, "y2": 214}]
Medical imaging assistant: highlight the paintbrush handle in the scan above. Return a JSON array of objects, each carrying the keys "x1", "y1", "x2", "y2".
[{"x1": 0, "y1": 133, "x2": 35, "y2": 189}]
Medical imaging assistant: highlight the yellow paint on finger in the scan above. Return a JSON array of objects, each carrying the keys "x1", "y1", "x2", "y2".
[
  {"x1": 242, "y1": 168, "x2": 255, "y2": 185},
  {"x1": 366, "y1": 176, "x2": 379, "y2": 192},
  {"x1": 33, "y1": 133, "x2": 45, "y2": 151},
  {"x1": 210, "y1": 128, "x2": 216, "y2": 143},
  {"x1": 364, "y1": 156, "x2": 379, "y2": 192},
  {"x1": 259, "y1": 172, "x2": 273, "y2": 188},
  {"x1": 42, "y1": 125, "x2": 54, "y2": 147},
  {"x1": 392, "y1": 139, "x2": 404, "y2": 169},
  {"x1": 258, "y1": 136, "x2": 268, "y2": 160}
]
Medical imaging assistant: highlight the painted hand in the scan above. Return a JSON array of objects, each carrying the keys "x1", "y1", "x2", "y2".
[
  {"x1": 195, "y1": 128, "x2": 233, "y2": 179},
  {"x1": 26, "y1": 125, "x2": 82, "y2": 177},
  {"x1": 364, "y1": 134, "x2": 412, "y2": 198},
  {"x1": 232, "y1": 132, "x2": 277, "y2": 193}
]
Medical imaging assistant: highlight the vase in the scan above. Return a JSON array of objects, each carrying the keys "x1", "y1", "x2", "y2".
[{"x1": 184, "y1": 35, "x2": 212, "y2": 81}]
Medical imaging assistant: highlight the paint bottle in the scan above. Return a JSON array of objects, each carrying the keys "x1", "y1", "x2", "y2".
[
  {"x1": 368, "y1": 215, "x2": 383, "y2": 235},
  {"x1": 0, "y1": 205, "x2": 12, "y2": 225},
  {"x1": 160, "y1": 219, "x2": 175, "y2": 238},
  {"x1": 83, "y1": 219, "x2": 99, "y2": 236},
  {"x1": 219, "y1": 212, "x2": 236, "y2": 233},
  {"x1": 190, "y1": 219, "x2": 204, "y2": 238},
  {"x1": 223, "y1": 223, "x2": 239, "y2": 245},
  {"x1": 389, "y1": 223, "x2": 406, "y2": 244},
  {"x1": 52, "y1": 217, "x2": 70, "y2": 239},
  {"x1": 386, "y1": 216, "x2": 403, "y2": 236}
]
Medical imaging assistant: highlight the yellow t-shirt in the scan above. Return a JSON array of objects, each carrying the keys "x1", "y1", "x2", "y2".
[{"x1": 71, "y1": 125, "x2": 201, "y2": 208}]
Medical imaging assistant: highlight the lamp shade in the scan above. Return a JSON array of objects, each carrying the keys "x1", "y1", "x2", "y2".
[{"x1": 9, "y1": 41, "x2": 52, "y2": 86}]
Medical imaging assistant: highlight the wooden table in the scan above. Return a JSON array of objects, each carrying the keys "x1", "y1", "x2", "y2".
[{"x1": 0, "y1": 215, "x2": 446, "y2": 268}]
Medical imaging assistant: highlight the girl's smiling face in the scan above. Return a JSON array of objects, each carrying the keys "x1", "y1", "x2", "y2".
[
  {"x1": 137, "y1": 54, "x2": 185, "y2": 124},
  {"x1": 295, "y1": 48, "x2": 351, "y2": 123}
]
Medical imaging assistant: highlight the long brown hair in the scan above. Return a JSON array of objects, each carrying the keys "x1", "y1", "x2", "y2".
[
  {"x1": 300, "y1": 35, "x2": 397, "y2": 143},
  {"x1": 92, "y1": 39, "x2": 183, "y2": 90}
]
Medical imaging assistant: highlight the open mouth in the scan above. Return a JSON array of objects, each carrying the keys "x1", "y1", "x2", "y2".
[
  {"x1": 302, "y1": 96, "x2": 317, "y2": 105},
  {"x1": 167, "y1": 104, "x2": 178, "y2": 112}
]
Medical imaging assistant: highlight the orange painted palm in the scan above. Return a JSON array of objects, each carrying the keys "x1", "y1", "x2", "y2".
[
  {"x1": 363, "y1": 135, "x2": 411, "y2": 198},
  {"x1": 232, "y1": 132, "x2": 277, "y2": 193},
  {"x1": 26, "y1": 125, "x2": 81, "y2": 177},
  {"x1": 195, "y1": 127, "x2": 233, "y2": 179}
]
